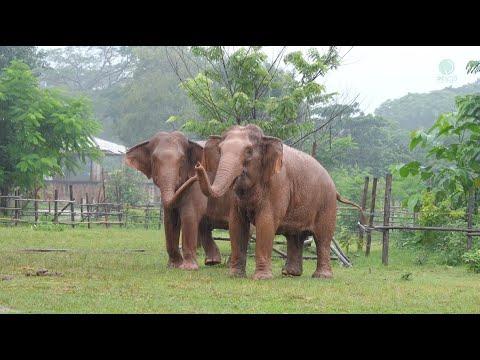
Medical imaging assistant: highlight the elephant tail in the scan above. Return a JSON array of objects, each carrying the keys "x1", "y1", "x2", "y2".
[{"x1": 336, "y1": 192, "x2": 367, "y2": 225}]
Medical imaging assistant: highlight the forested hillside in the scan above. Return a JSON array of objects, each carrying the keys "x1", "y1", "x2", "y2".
[{"x1": 375, "y1": 80, "x2": 480, "y2": 130}]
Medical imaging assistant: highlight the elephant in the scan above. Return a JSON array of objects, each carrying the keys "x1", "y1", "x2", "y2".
[
  {"x1": 194, "y1": 124, "x2": 365, "y2": 280},
  {"x1": 125, "y1": 131, "x2": 232, "y2": 270}
]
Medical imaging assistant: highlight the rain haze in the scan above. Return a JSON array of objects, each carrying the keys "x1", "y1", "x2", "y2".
[
  {"x1": 2, "y1": 45, "x2": 480, "y2": 313},
  {"x1": 265, "y1": 46, "x2": 480, "y2": 113}
]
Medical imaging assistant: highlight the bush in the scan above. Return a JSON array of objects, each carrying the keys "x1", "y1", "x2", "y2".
[
  {"x1": 462, "y1": 250, "x2": 480, "y2": 273},
  {"x1": 105, "y1": 167, "x2": 150, "y2": 205}
]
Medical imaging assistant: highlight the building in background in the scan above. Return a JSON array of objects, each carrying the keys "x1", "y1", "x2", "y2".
[{"x1": 43, "y1": 137, "x2": 159, "y2": 203}]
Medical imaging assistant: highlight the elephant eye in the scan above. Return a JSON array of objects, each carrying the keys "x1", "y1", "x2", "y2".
[{"x1": 245, "y1": 147, "x2": 253, "y2": 157}]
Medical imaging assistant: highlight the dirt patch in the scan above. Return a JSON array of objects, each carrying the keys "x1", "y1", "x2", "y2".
[
  {"x1": 1, "y1": 275, "x2": 14, "y2": 281},
  {"x1": 0, "y1": 306, "x2": 15, "y2": 313},
  {"x1": 24, "y1": 268, "x2": 64, "y2": 277}
]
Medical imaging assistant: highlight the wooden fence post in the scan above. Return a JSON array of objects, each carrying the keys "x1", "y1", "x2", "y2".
[
  {"x1": 105, "y1": 203, "x2": 110, "y2": 228},
  {"x1": 118, "y1": 203, "x2": 123, "y2": 227},
  {"x1": 69, "y1": 185, "x2": 75, "y2": 228},
  {"x1": 145, "y1": 205, "x2": 149, "y2": 230},
  {"x1": 86, "y1": 193, "x2": 91, "y2": 229},
  {"x1": 357, "y1": 176, "x2": 369, "y2": 251},
  {"x1": 80, "y1": 197, "x2": 83, "y2": 223},
  {"x1": 14, "y1": 190, "x2": 19, "y2": 226},
  {"x1": 53, "y1": 189, "x2": 58, "y2": 224},
  {"x1": 382, "y1": 173, "x2": 393, "y2": 265},
  {"x1": 34, "y1": 196, "x2": 39, "y2": 225},
  {"x1": 467, "y1": 189, "x2": 474, "y2": 250},
  {"x1": 365, "y1": 177, "x2": 378, "y2": 256}
]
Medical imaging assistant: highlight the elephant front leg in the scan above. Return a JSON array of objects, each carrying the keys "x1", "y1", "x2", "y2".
[
  {"x1": 179, "y1": 213, "x2": 200, "y2": 270},
  {"x1": 164, "y1": 209, "x2": 183, "y2": 268},
  {"x1": 228, "y1": 206, "x2": 250, "y2": 277},
  {"x1": 282, "y1": 234, "x2": 305, "y2": 276},
  {"x1": 253, "y1": 210, "x2": 276, "y2": 280}
]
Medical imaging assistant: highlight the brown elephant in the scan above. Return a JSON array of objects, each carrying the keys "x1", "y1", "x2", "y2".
[
  {"x1": 125, "y1": 131, "x2": 231, "y2": 270},
  {"x1": 195, "y1": 124, "x2": 364, "y2": 280}
]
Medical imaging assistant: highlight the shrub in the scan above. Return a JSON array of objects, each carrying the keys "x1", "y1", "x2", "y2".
[{"x1": 462, "y1": 250, "x2": 480, "y2": 273}]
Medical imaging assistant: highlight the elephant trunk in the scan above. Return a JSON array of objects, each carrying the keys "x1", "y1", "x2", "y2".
[
  {"x1": 195, "y1": 152, "x2": 242, "y2": 198},
  {"x1": 157, "y1": 172, "x2": 197, "y2": 209}
]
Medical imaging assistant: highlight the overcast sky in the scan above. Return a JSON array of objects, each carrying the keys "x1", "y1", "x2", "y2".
[
  {"x1": 41, "y1": 46, "x2": 480, "y2": 114},
  {"x1": 266, "y1": 46, "x2": 480, "y2": 114}
]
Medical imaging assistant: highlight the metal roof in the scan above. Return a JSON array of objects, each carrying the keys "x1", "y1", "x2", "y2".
[{"x1": 92, "y1": 137, "x2": 127, "y2": 155}]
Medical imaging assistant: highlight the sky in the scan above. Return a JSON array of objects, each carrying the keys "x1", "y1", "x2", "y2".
[
  {"x1": 40, "y1": 46, "x2": 480, "y2": 114},
  {"x1": 265, "y1": 46, "x2": 480, "y2": 114}
]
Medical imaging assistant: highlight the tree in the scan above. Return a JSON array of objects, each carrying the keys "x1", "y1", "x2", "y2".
[
  {"x1": 0, "y1": 61, "x2": 102, "y2": 195},
  {"x1": 0, "y1": 46, "x2": 46, "y2": 73},
  {"x1": 114, "y1": 46, "x2": 198, "y2": 145},
  {"x1": 167, "y1": 46, "x2": 340, "y2": 140},
  {"x1": 398, "y1": 93, "x2": 480, "y2": 207},
  {"x1": 41, "y1": 46, "x2": 136, "y2": 141},
  {"x1": 300, "y1": 102, "x2": 414, "y2": 175},
  {"x1": 375, "y1": 80, "x2": 480, "y2": 131},
  {"x1": 42, "y1": 46, "x2": 135, "y2": 92}
]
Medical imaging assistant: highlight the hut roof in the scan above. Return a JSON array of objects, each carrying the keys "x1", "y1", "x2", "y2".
[{"x1": 92, "y1": 137, "x2": 127, "y2": 155}]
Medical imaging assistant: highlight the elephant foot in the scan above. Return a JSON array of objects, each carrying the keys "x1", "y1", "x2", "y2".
[
  {"x1": 179, "y1": 260, "x2": 199, "y2": 270},
  {"x1": 167, "y1": 259, "x2": 184, "y2": 269},
  {"x1": 281, "y1": 266, "x2": 302, "y2": 277},
  {"x1": 253, "y1": 271, "x2": 273, "y2": 280},
  {"x1": 229, "y1": 268, "x2": 246, "y2": 278},
  {"x1": 205, "y1": 257, "x2": 222, "y2": 266},
  {"x1": 312, "y1": 269, "x2": 333, "y2": 279}
]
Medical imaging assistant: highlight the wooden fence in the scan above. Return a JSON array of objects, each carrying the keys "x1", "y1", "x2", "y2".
[
  {"x1": 1, "y1": 176, "x2": 478, "y2": 266},
  {"x1": 356, "y1": 174, "x2": 479, "y2": 265},
  {"x1": 0, "y1": 185, "x2": 163, "y2": 229}
]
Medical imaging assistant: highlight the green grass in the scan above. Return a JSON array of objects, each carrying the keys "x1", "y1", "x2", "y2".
[{"x1": 1, "y1": 227, "x2": 479, "y2": 313}]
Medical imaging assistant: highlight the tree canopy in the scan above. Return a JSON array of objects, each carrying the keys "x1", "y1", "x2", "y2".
[
  {"x1": 168, "y1": 46, "x2": 340, "y2": 140},
  {"x1": 375, "y1": 80, "x2": 480, "y2": 131},
  {"x1": 0, "y1": 61, "x2": 102, "y2": 194}
]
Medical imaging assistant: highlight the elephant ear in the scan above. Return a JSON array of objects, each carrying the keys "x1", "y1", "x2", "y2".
[
  {"x1": 203, "y1": 135, "x2": 222, "y2": 175},
  {"x1": 187, "y1": 140, "x2": 204, "y2": 167},
  {"x1": 125, "y1": 140, "x2": 152, "y2": 179},
  {"x1": 261, "y1": 136, "x2": 283, "y2": 183}
]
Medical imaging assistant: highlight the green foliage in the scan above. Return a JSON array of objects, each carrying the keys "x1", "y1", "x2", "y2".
[
  {"x1": 467, "y1": 60, "x2": 480, "y2": 74},
  {"x1": 309, "y1": 106, "x2": 414, "y2": 175},
  {"x1": 112, "y1": 47, "x2": 199, "y2": 145},
  {"x1": 399, "y1": 94, "x2": 480, "y2": 206},
  {"x1": 177, "y1": 46, "x2": 339, "y2": 139},
  {"x1": 397, "y1": 191, "x2": 470, "y2": 266},
  {"x1": 41, "y1": 46, "x2": 137, "y2": 143},
  {"x1": 336, "y1": 226, "x2": 357, "y2": 253},
  {"x1": 105, "y1": 167, "x2": 150, "y2": 205},
  {"x1": 0, "y1": 46, "x2": 46, "y2": 74},
  {"x1": 375, "y1": 80, "x2": 480, "y2": 131},
  {"x1": 462, "y1": 249, "x2": 480, "y2": 273},
  {"x1": 0, "y1": 61, "x2": 102, "y2": 193}
]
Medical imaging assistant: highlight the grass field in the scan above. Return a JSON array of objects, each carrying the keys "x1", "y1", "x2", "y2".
[{"x1": 1, "y1": 227, "x2": 479, "y2": 313}]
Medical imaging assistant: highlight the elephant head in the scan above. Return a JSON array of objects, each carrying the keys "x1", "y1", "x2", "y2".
[
  {"x1": 125, "y1": 131, "x2": 203, "y2": 209},
  {"x1": 195, "y1": 124, "x2": 283, "y2": 199}
]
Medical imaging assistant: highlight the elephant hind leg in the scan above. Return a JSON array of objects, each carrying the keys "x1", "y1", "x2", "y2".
[
  {"x1": 312, "y1": 210, "x2": 336, "y2": 279},
  {"x1": 199, "y1": 220, "x2": 221, "y2": 266},
  {"x1": 282, "y1": 233, "x2": 306, "y2": 277}
]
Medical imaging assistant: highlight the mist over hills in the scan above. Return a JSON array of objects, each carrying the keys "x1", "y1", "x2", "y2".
[{"x1": 374, "y1": 80, "x2": 480, "y2": 130}]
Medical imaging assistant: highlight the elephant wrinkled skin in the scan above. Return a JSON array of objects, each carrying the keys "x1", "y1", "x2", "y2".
[{"x1": 125, "y1": 131, "x2": 231, "y2": 270}]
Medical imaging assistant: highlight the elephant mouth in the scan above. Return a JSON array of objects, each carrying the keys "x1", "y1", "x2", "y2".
[{"x1": 233, "y1": 172, "x2": 253, "y2": 195}]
